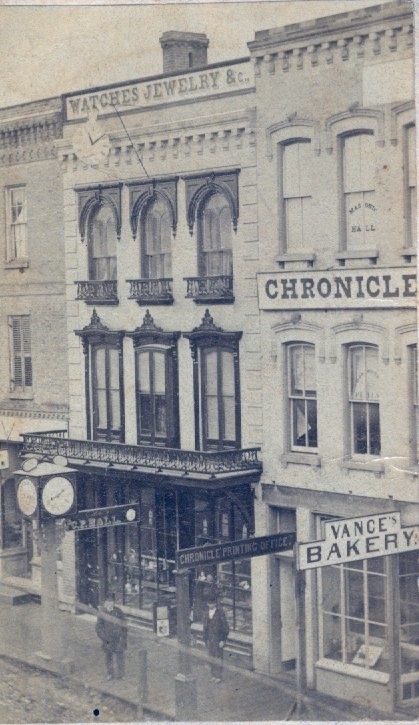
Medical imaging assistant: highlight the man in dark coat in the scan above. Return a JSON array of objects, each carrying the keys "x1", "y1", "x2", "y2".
[
  {"x1": 95, "y1": 597, "x2": 127, "y2": 680},
  {"x1": 202, "y1": 594, "x2": 229, "y2": 683}
]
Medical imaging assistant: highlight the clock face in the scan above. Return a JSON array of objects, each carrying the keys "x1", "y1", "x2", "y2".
[
  {"x1": 17, "y1": 478, "x2": 38, "y2": 517},
  {"x1": 42, "y1": 476, "x2": 75, "y2": 516},
  {"x1": 73, "y1": 111, "x2": 111, "y2": 165}
]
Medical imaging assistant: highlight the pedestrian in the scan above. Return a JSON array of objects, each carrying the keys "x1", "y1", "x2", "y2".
[
  {"x1": 202, "y1": 592, "x2": 229, "y2": 683},
  {"x1": 95, "y1": 596, "x2": 127, "y2": 680}
]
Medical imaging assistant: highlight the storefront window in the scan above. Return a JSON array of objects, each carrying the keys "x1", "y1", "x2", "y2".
[
  {"x1": 319, "y1": 555, "x2": 389, "y2": 673},
  {"x1": 399, "y1": 550, "x2": 419, "y2": 703}
]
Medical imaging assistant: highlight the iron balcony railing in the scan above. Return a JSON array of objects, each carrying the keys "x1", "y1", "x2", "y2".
[
  {"x1": 127, "y1": 278, "x2": 174, "y2": 305},
  {"x1": 21, "y1": 432, "x2": 262, "y2": 476},
  {"x1": 75, "y1": 280, "x2": 118, "y2": 305},
  {"x1": 184, "y1": 275, "x2": 234, "y2": 303}
]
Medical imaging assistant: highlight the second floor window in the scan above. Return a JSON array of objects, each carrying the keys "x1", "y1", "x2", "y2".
[
  {"x1": 405, "y1": 124, "x2": 416, "y2": 247},
  {"x1": 288, "y1": 343, "x2": 317, "y2": 450},
  {"x1": 201, "y1": 347, "x2": 238, "y2": 449},
  {"x1": 6, "y1": 186, "x2": 27, "y2": 262},
  {"x1": 142, "y1": 198, "x2": 172, "y2": 278},
  {"x1": 88, "y1": 204, "x2": 117, "y2": 281},
  {"x1": 9, "y1": 315, "x2": 32, "y2": 394},
  {"x1": 198, "y1": 193, "x2": 232, "y2": 277},
  {"x1": 348, "y1": 344, "x2": 380, "y2": 456},
  {"x1": 342, "y1": 132, "x2": 376, "y2": 249},
  {"x1": 136, "y1": 347, "x2": 178, "y2": 447},
  {"x1": 92, "y1": 344, "x2": 123, "y2": 442},
  {"x1": 281, "y1": 140, "x2": 311, "y2": 251}
]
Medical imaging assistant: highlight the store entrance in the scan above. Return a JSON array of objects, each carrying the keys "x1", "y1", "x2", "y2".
[{"x1": 398, "y1": 551, "x2": 419, "y2": 707}]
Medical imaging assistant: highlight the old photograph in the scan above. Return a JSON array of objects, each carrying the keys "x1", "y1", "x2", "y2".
[{"x1": 0, "y1": 0, "x2": 417, "y2": 721}]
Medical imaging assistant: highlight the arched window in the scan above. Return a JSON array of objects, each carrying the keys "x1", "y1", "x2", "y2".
[
  {"x1": 287, "y1": 343, "x2": 317, "y2": 450},
  {"x1": 88, "y1": 204, "x2": 117, "y2": 281},
  {"x1": 142, "y1": 198, "x2": 172, "y2": 279},
  {"x1": 348, "y1": 344, "x2": 380, "y2": 455},
  {"x1": 341, "y1": 132, "x2": 376, "y2": 250},
  {"x1": 198, "y1": 193, "x2": 233, "y2": 277}
]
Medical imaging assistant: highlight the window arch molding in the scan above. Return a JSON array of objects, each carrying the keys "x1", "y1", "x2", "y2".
[
  {"x1": 271, "y1": 317, "x2": 325, "y2": 363},
  {"x1": 184, "y1": 169, "x2": 240, "y2": 235},
  {"x1": 325, "y1": 109, "x2": 384, "y2": 153},
  {"x1": 77, "y1": 184, "x2": 122, "y2": 243},
  {"x1": 329, "y1": 318, "x2": 388, "y2": 364},
  {"x1": 394, "y1": 322, "x2": 417, "y2": 364},
  {"x1": 128, "y1": 178, "x2": 178, "y2": 239},
  {"x1": 266, "y1": 118, "x2": 320, "y2": 159},
  {"x1": 390, "y1": 101, "x2": 415, "y2": 145}
]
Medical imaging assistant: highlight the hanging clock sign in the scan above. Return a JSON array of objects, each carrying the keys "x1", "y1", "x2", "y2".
[{"x1": 15, "y1": 464, "x2": 78, "y2": 520}]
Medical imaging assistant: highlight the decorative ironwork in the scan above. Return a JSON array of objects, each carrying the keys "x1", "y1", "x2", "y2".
[
  {"x1": 128, "y1": 278, "x2": 174, "y2": 305},
  {"x1": 75, "y1": 280, "x2": 118, "y2": 305},
  {"x1": 76, "y1": 184, "x2": 122, "y2": 242},
  {"x1": 184, "y1": 275, "x2": 234, "y2": 303},
  {"x1": 22, "y1": 433, "x2": 262, "y2": 477}
]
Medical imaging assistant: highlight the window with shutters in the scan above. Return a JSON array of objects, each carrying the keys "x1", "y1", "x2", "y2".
[
  {"x1": 341, "y1": 132, "x2": 376, "y2": 250},
  {"x1": 280, "y1": 141, "x2": 312, "y2": 251},
  {"x1": 142, "y1": 198, "x2": 172, "y2": 279},
  {"x1": 6, "y1": 186, "x2": 28, "y2": 265},
  {"x1": 9, "y1": 315, "x2": 32, "y2": 396},
  {"x1": 287, "y1": 343, "x2": 318, "y2": 451},
  {"x1": 91, "y1": 344, "x2": 123, "y2": 442},
  {"x1": 88, "y1": 204, "x2": 117, "y2": 281},
  {"x1": 404, "y1": 124, "x2": 416, "y2": 248}
]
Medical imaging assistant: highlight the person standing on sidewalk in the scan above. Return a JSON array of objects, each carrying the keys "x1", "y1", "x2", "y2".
[
  {"x1": 95, "y1": 596, "x2": 127, "y2": 680},
  {"x1": 202, "y1": 593, "x2": 229, "y2": 683}
]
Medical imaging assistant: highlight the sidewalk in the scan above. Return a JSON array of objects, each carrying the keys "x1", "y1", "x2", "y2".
[{"x1": 0, "y1": 597, "x2": 413, "y2": 722}]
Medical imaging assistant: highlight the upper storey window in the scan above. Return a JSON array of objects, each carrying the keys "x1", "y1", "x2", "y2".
[
  {"x1": 142, "y1": 197, "x2": 172, "y2": 279},
  {"x1": 405, "y1": 124, "x2": 416, "y2": 248},
  {"x1": 287, "y1": 343, "x2": 317, "y2": 451},
  {"x1": 88, "y1": 204, "x2": 117, "y2": 281},
  {"x1": 199, "y1": 192, "x2": 233, "y2": 277},
  {"x1": 348, "y1": 344, "x2": 380, "y2": 456},
  {"x1": 281, "y1": 141, "x2": 311, "y2": 252},
  {"x1": 342, "y1": 133, "x2": 376, "y2": 250},
  {"x1": 6, "y1": 186, "x2": 27, "y2": 264}
]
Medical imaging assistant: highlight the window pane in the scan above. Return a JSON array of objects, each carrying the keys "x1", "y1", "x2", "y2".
[
  {"x1": 206, "y1": 397, "x2": 219, "y2": 439},
  {"x1": 307, "y1": 399, "x2": 317, "y2": 447},
  {"x1": 323, "y1": 613, "x2": 342, "y2": 661},
  {"x1": 110, "y1": 390, "x2": 121, "y2": 430},
  {"x1": 369, "y1": 403, "x2": 380, "y2": 455},
  {"x1": 139, "y1": 394, "x2": 152, "y2": 434},
  {"x1": 368, "y1": 573, "x2": 385, "y2": 623},
  {"x1": 352, "y1": 402, "x2": 368, "y2": 454},
  {"x1": 350, "y1": 346, "x2": 365, "y2": 399},
  {"x1": 290, "y1": 346, "x2": 304, "y2": 395},
  {"x1": 304, "y1": 345, "x2": 316, "y2": 395},
  {"x1": 299, "y1": 142, "x2": 312, "y2": 197},
  {"x1": 285, "y1": 197, "x2": 303, "y2": 249},
  {"x1": 346, "y1": 569, "x2": 364, "y2": 618},
  {"x1": 292, "y1": 399, "x2": 307, "y2": 446},
  {"x1": 96, "y1": 389, "x2": 107, "y2": 429},
  {"x1": 219, "y1": 206, "x2": 232, "y2": 250},
  {"x1": 95, "y1": 348, "x2": 106, "y2": 385},
  {"x1": 365, "y1": 346, "x2": 379, "y2": 400},
  {"x1": 137, "y1": 352, "x2": 150, "y2": 393},
  {"x1": 205, "y1": 351, "x2": 218, "y2": 395},
  {"x1": 221, "y1": 351, "x2": 234, "y2": 395},
  {"x1": 223, "y1": 397, "x2": 236, "y2": 441},
  {"x1": 109, "y1": 348, "x2": 120, "y2": 390},
  {"x1": 322, "y1": 566, "x2": 341, "y2": 614},
  {"x1": 407, "y1": 125, "x2": 416, "y2": 186},
  {"x1": 359, "y1": 134, "x2": 375, "y2": 191},
  {"x1": 283, "y1": 143, "x2": 300, "y2": 197},
  {"x1": 344, "y1": 136, "x2": 362, "y2": 193},
  {"x1": 153, "y1": 352, "x2": 166, "y2": 395},
  {"x1": 155, "y1": 397, "x2": 167, "y2": 436}
]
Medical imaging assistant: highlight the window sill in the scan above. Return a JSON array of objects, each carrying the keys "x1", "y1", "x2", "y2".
[
  {"x1": 276, "y1": 252, "x2": 315, "y2": 268},
  {"x1": 316, "y1": 658, "x2": 389, "y2": 685},
  {"x1": 400, "y1": 247, "x2": 417, "y2": 261},
  {"x1": 8, "y1": 391, "x2": 33, "y2": 400},
  {"x1": 4, "y1": 258, "x2": 29, "y2": 270},
  {"x1": 341, "y1": 459, "x2": 385, "y2": 476},
  {"x1": 336, "y1": 249, "x2": 378, "y2": 265},
  {"x1": 281, "y1": 451, "x2": 321, "y2": 468}
]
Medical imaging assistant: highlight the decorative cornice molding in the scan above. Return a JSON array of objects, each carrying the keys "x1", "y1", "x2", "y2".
[
  {"x1": 184, "y1": 169, "x2": 240, "y2": 235},
  {"x1": 128, "y1": 309, "x2": 180, "y2": 348},
  {"x1": 270, "y1": 315, "x2": 325, "y2": 362},
  {"x1": 329, "y1": 316, "x2": 389, "y2": 363},
  {"x1": 184, "y1": 308, "x2": 242, "y2": 359},
  {"x1": 394, "y1": 322, "x2": 417, "y2": 364},
  {"x1": 266, "y1": 117, "x2": 320, "y2": 158},
  {"x1": 75, "y1": 309, "x2": 124, "y2": 349},
  {"x1": 325, "y1": 108, "x2": 385, "y2": 152},
  {"x1": 0, "y1": 114, "x2": 62, "y2": 166},
  {"x1": 0, "y1": 408, "x2": 68, "y2": 421},
  {"x1": 390, "y1": 100, "x2": 415, "y2": 144}
]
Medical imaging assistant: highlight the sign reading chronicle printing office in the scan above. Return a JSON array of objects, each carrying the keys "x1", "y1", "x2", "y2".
[
  {"x1": 65, "y1": 61, "x2": 254, "y2": 120},
  {"x1": 257, "y1": 267, "x2": 417, "y2": 310}
]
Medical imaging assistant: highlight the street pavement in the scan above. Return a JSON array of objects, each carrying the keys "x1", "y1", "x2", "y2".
[{"x1": 0, "y1": 596, "x2": 414, "y2": 722}]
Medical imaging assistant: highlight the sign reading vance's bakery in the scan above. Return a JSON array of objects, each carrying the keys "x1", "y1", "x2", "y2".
[
  {"x1": 257, "y1": 267, "x2": 417, "y2": 310},
  {"x1": 298, "y1": 512, "x2": 419, "y2": 570},
  {"x1": 65, "y1": 61, "x2": 253, "y2": 120}
]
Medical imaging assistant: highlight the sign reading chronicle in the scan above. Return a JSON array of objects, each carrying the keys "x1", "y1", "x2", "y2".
[
  {"x1": 298, "y1": 512, "x2": 419, "y2": 570},
  {"x1": 257, "y1": 267, "x2": 417, "y2": 310},
  {"x1": 65, "y1": 62, "x2": 253, "y2": 120}
]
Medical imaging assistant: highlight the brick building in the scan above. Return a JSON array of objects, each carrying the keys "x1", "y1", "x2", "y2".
[
  {"x1": 0, "y1": 98, "x2": 68, "y2": 583},
  {"x1": 248, "y1": 0, "x2": 417, "y2": 713}
]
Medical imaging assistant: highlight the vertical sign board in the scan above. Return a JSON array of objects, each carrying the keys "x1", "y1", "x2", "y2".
[{"x1": 297, "y1": 512, "x2": 419, "y2": 570}]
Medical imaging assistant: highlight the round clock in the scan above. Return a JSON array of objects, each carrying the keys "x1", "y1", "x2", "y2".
[
  {"x1": 73, "y1": 111, "x2": 111, "y2": 165},
  {"x1": 17, "y1": 478, "x2": 38, "y2": 517},
  {"x1": 41, "y1": 476, "x2": 75, "y2": 516}
]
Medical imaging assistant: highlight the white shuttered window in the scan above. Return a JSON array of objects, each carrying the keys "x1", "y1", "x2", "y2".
[{"x1": 9, "y1": 315, "x2": 32, "y2": 393}]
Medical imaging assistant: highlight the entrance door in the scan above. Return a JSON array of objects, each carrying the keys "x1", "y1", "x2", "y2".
[
  {"x1": 398, "y1": 551, "x2": 419, "y2": 707},
  {"x1": 279, "y1": 554, "x2": 296, "y2": 667}
]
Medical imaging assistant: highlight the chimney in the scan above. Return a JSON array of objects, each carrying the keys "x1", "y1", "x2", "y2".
[{"x1": 159, "y1": 31, "x2": 209, "y2": 73}]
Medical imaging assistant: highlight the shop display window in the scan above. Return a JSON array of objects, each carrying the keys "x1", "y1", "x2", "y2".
[
  {"x1": 2, "y1": 478, "x2": 23, "y2": 549},
  {"x1": 399, "y1": 550, "x2": 419, "y2": 703},
  {"x1": 319, "y1": 556, "x2": 389, "y2": 674}
]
